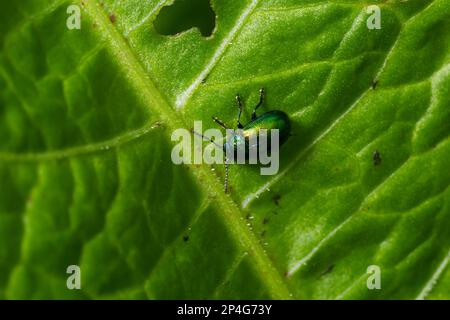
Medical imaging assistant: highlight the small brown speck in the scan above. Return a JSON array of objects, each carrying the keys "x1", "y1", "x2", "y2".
[
  {"x1": 373, "y1": 150, "x2": 382, "y2": 166},
  {"x1": 272, "y1": 194, "x2": 281, "y2": 206},
  {"x1": 109, "y1": 13, "x2": 116, "y2": 24},
  {"x1": 372, "y1": 79, "x2": 379, "y2": 89},
  {"x1": 321, "y1": 264, "x2": 334, "y2": 276}
]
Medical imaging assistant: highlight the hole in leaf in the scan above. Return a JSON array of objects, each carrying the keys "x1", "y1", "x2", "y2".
[{"x1": 153, "y1": 0, "x2": 216, "y2": 37}]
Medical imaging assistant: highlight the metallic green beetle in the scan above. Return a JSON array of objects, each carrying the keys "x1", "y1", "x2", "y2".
[{"x1": 195, "y1": 88, "x2": 291, "y2": 193}]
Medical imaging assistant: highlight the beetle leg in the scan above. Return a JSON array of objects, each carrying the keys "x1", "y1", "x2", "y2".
[
  {"x1": 236, "y1": 94, "x2": 244, "y2": 129},
  {"x1": 252, "y1": 88, "x2": 265, "y2": 120}
]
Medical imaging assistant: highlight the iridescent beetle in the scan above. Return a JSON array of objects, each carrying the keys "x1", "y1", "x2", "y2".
[{"x1": 193, "y1": 88, "x2": 291, "y2": 193}]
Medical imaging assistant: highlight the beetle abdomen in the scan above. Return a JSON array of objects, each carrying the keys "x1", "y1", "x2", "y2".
[{"x1": 243, "y1": 110, "x2": 291, "y2": 146}]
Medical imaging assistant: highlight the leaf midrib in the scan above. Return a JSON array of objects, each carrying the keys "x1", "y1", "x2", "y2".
[{"x1": 83, "y1": 0, "x2": 293, "y2": 299}]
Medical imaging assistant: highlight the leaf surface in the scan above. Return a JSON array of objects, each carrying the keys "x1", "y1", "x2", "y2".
[{"x1": 0, "y1": 0, "x2": 449, "y2": 299}]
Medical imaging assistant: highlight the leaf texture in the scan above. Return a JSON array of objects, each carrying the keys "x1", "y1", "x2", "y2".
[{"x1": 0, "y1": 0, "x2": 449, "y2": 299}]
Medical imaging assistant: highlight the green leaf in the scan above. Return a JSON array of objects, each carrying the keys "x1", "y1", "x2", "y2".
[{"x1": 0, "y1": 0, "x2": 449, "y2": 299}]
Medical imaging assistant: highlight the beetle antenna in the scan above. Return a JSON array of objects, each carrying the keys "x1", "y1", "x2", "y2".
[
  {"x1": 192, "y1": 129, "x2": 229, "y2": 193},
  {"x1": 224, "y1": 157, "x2": 229, "y2": 193},
  {"x1": 191, "y1": 129, "x2": 222, "y2": 148}
]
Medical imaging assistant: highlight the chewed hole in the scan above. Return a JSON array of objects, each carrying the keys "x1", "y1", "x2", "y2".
[{"x1": 153, "y1": 0, "x2": 216, "y2": 37}]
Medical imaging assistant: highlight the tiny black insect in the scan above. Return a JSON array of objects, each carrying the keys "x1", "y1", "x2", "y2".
[
  {"x1": 372, "y1": 79, "x2": 379, "y2": 89},
  {"x1": 193, "y1": 88, "x2": 291, "y2": 193},
  {"x1": 273, "y1": 194, "x2": 281, "y2": 206},
  {"x1": 182, "y1": 234, "x2": 189, "y2": 242},
  {"x1": 320, "y1": 264, "x2": 335, "y2": 277},
  {"x1": 373, "y1": 150, "x2": 382, "y2": 166},
  {"x1": 109, "y1": 13, "x2": 116, "y2": 24},
  {"x1": 201, "y1": 75, "x2": 209, "y2": 84}
]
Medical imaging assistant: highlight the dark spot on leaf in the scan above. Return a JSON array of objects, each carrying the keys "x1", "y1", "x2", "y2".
[
  {"x1": 320, "y1": 264, "x2": 334, "y2": 276},
  {"x1": 109, "y1": 13, "x2": 116, "y2": 24},
  {"x1": 262, "y1": 217, "x2": 269, "y2": 225},
  {"x1": 201, "y1": 74, "x2": 210, "y2": 84},
  {"x1": 373, "y1": 150, "x2": 382, "y2": 166},
  {"x1": 154, "y1": 0, "x2": 216, "y2": 37},
  {"x1": 272, "y1": 194, "x2": 281, "y2": 206},
  {"x1": 183, "y1": 234, "x2": 189, "y2": 242},
  {"x1": 372, "y1": 79, "x2": 379, "y2": 89}
]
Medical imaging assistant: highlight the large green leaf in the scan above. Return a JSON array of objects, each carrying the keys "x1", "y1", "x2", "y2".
[{"x1": 0, "y1": 0, "x2": 449, "y2": 299}]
